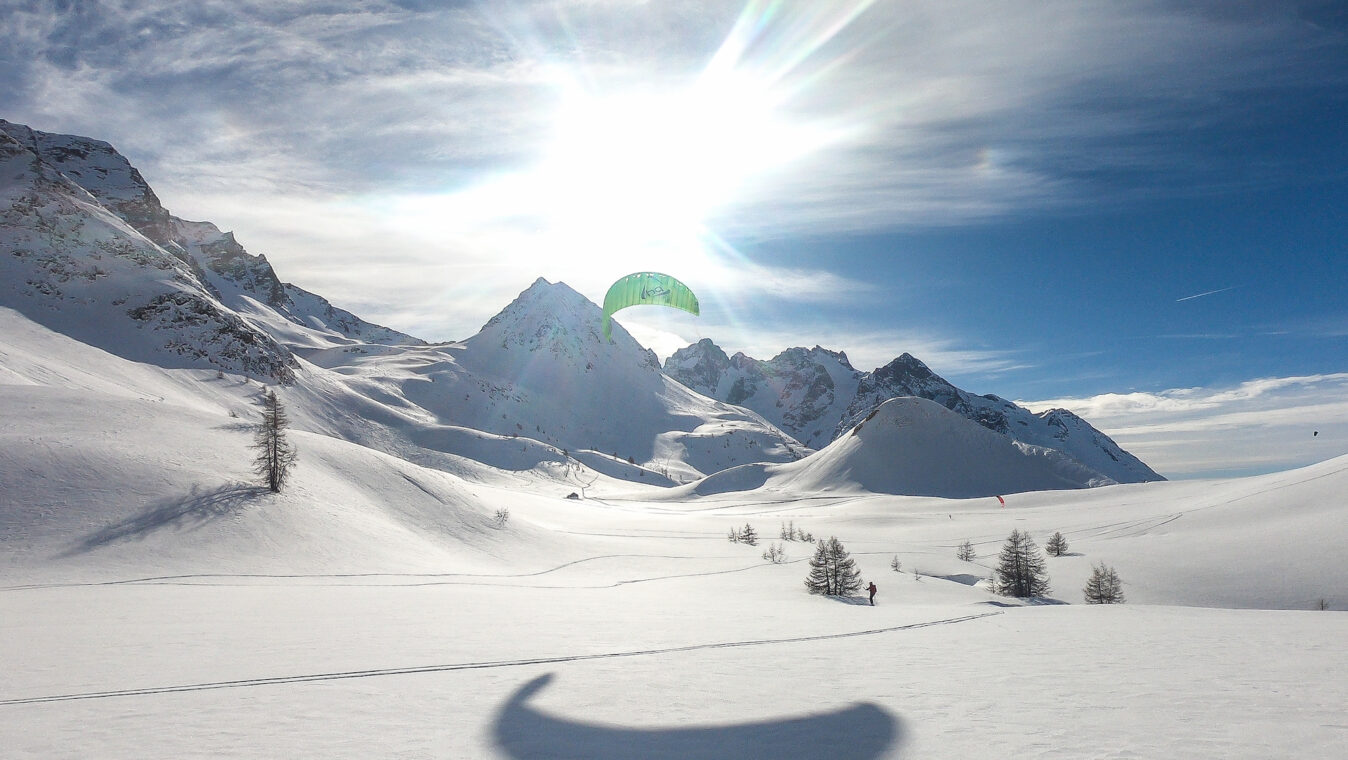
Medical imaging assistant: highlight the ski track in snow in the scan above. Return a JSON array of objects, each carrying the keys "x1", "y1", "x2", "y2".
[
  {"x1": 0, "y1": 552, "x2": 792, "y2": 592},
  {"x1": 0, "y1": 611, "x2": 1002, "y2": 706}
]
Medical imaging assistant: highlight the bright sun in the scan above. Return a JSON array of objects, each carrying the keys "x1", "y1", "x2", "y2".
[
  {"x1": 495, "y1": 75, "x2": 834, "y2": 287},
  {"x1": 542, "y1": 81, "x2": 814, "y2": 236},
  {"x1": 385, "y1": 1, "x2": 873, "y2": 316}
]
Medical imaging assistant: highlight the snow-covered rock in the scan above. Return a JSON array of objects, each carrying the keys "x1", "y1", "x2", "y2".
[
  {"x1": 0, "y1": 119, "x2": 422, "y2": 359},
  {"x1": 0, "y1": 123, "x2": 297, "y2": 382}
]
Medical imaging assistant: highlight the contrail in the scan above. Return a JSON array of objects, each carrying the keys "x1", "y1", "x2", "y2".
[{"x1": 1176, "y1": 286, "x2": 1236, "y2": 302}]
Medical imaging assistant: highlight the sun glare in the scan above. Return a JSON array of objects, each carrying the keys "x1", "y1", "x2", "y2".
[
  {"x1": 542, "y1": 80, "x2": 816, "y2": 231},
  {"x1": 384, "y1": 1, "x2": 875, "y2": 306}
]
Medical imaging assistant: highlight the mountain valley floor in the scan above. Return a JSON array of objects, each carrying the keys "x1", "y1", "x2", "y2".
[{"x1": 4, "y1": 457, "x2": 1346, "y2": 759}]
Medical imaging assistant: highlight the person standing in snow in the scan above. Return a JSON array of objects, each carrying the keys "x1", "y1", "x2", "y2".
[{"x1": 867, "y1": 581, "x2": 877, "y2": 605}]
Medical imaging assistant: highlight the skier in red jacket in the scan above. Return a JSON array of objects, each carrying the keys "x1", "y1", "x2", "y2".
[{"x1": 867, "y1": 581, "x2": 877, "y2": 605}]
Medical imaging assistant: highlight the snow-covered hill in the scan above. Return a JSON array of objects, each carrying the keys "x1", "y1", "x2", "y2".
[
  {"x1": 665, "y1": 339, "x2": 1162, "y2": 484},
  {"x1": 1, "y1": 117, "x2": 1168, "y2": 494},
  {"x1": 691, "y1": 396, "x2": 1113, "y2": 498}
]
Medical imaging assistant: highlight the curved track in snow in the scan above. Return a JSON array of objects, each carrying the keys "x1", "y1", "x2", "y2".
[{"x1": 0, "y1": 611, "x2": 1002, "y2": 706}]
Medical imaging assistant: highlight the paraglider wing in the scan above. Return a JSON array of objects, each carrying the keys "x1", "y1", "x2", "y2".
[
  {"x1": 996, "y1": 495, "x2": 1005, "y2": 507},
  {"x1": 601, "y1": 272, "x2": 700, "y2": 341}
]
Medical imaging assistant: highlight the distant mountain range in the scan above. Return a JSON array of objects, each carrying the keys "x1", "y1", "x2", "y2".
[
  {"x1": 664, "y1": 339, "x2": 1162, "y2": 484},
  {"x1": 689, "y1": 395, "x2": 1120, "y2": 498},
  {"x1": 0, "y1": 117, "x2": 1162, "y2": 495}
]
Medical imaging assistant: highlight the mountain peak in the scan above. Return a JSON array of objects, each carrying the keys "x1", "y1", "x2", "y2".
[
  {"x1": 875, "y1": 352, "x2": 937, "y2": 381},
  {"x1": 472, "y1": 277, "x2": 660, "y2": 372},
  {"x1": 664, "y1": 338, "x2": 732, "y2": 397}
]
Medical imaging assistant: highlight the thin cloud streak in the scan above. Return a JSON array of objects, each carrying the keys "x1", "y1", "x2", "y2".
[{"x1": 1176, "y1": 286, "x2": 1237, "y2": 302}]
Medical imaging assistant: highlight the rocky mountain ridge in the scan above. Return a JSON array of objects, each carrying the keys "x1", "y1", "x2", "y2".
[
  {"x1": 0, "y1": 118, "x2": 421, "y2": 375},
  {"x1": 665, "y1": 338, "x2": 1163, "y2": 483}
]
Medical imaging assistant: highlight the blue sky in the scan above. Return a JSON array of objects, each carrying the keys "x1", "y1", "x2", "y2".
[{"x1": 2, "y1": 1, "x2": 1345, "y2": 478}]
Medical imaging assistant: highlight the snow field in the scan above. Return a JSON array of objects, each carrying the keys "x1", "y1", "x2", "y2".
[
  {"x1": 3, "y1": 302, "x2": 1347, "y2": 757},
  {"x1": 3, "y1": 578, "x2": 1345, "y2": 759}
]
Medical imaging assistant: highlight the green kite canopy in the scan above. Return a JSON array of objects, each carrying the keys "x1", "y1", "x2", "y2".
[{"x1": 601, "y1": 272, "x2": 700, "y2": 341}]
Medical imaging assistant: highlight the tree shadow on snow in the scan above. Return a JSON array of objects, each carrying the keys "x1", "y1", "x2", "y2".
[
  {"x1": 827, "y1": 594, "x2": 875, "y2": 606},
  {"x1": 63, "y1": 482, "x2": 267, "y2": 556},
  {"x1": 493, "y1": 673, "x2": 900, "y2": 760},
  {"x1": 929, "y1": 573, "x2": 985, "y2": 586}
]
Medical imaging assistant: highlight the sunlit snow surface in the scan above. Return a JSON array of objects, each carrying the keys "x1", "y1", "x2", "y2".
[{"x1": 3, "y1": 311, "x2": 1346, "y2": 758}]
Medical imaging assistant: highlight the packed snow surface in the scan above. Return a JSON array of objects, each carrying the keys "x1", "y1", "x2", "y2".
[{"x1": 3, "y1": 310, "x2": 1346, "y2": 758}]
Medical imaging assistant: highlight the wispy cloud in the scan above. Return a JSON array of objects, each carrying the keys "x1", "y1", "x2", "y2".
[
  {"x1": 1022, "y1": 374, "x2": 1348, "y2": 479},
  {"x1": 3, "y1": 1, "x2": 1344, "y2": 392}
]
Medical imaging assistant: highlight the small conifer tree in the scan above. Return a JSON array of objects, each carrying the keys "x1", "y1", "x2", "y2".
[
  {"x1": 741, "y1": 523, "x2": 758, "y2": 546},
  {"x1": 994, "y1": 529, "x2": 1051, "y2": 598},
  {"x1": 1083, "y1": 562, "x2": 1125, "y2": 604},
  {"x1": 803, "y1": 536, "x2": 863, "y2": 596},
  {"x1": 956, "y1": 539, "x2": 976, "y2": 562},
  {"x1": 251, "y1": 389, "x2": 297, "y2": 493},
  {"x1": 890, "y1": 555, "x2": 902, "y2": 572},
  {"x1": 1045, "y1": 531, "x2": 1069, "y2": 557}
]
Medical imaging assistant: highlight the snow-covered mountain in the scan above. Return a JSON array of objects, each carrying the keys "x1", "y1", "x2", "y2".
[
  {"x1": 0, "y1": 121, "x2": 297, "y2": 381},
  {"x1": 0, "y1": 116, "x2": 1156, "y2": 493},
  {"x1": 0, "y1": 118, "x2": 421, "y2": 378},
  {"x1": 665, "y1": 339, "x2": 1162, "y2": 484},
  {"x1": 691, "y1": 396, "x2": 1115, "y2": 498},
  {"x1": 0, "y1": 119, "x2": 801, "y2": 485},
  {"x1": 304, "y1": 278, "x2": 808, "y2": 484}
]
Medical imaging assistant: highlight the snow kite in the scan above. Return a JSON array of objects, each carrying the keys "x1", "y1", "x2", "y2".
[{"x1": 601, "y1": 272, "x2": 699, "y2": 342}]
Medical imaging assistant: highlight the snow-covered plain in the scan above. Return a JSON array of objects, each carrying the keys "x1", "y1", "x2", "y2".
[{"x1": 3, "y1": 311, "x2": 1346, "y2": 759}]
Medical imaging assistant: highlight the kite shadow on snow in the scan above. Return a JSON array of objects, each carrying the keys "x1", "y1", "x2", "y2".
[
  {"x1": 64, "y1": 482, "x2": 267, "y2": 556},
  {"x1": 493, "y1": 673, "x2": 900, "y2": 760}
]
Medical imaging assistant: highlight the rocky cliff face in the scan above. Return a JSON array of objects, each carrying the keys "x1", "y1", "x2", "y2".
[
  {"x1": 0, "y1": 123, "x2": 298, "y2": 382},
  {"x1": 665, "y1": 340, "x2": 1163, "y2": 484},
  {"x1": 0, "y1": 119, "x2": 422, "y2": 360},
  {"x1": 0, "y1": 119, "x2": 177, "y2": 247}
]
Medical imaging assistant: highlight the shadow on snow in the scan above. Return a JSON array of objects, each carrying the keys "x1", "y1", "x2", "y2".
[
  {"x1": 63, "y1": 482, "x2": 267, "y2": 556},
  {"x1": 493, "y1": 673, "x2": 900, "y2": 760}
]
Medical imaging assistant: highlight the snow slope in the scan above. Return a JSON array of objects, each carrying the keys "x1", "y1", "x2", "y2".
[
  {"x1": 1, "y1": 374, "x2": 1345, "y2": 757},
  {"x1": 2, "y1": 305, "x2": 1346, "y2": 758}
]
